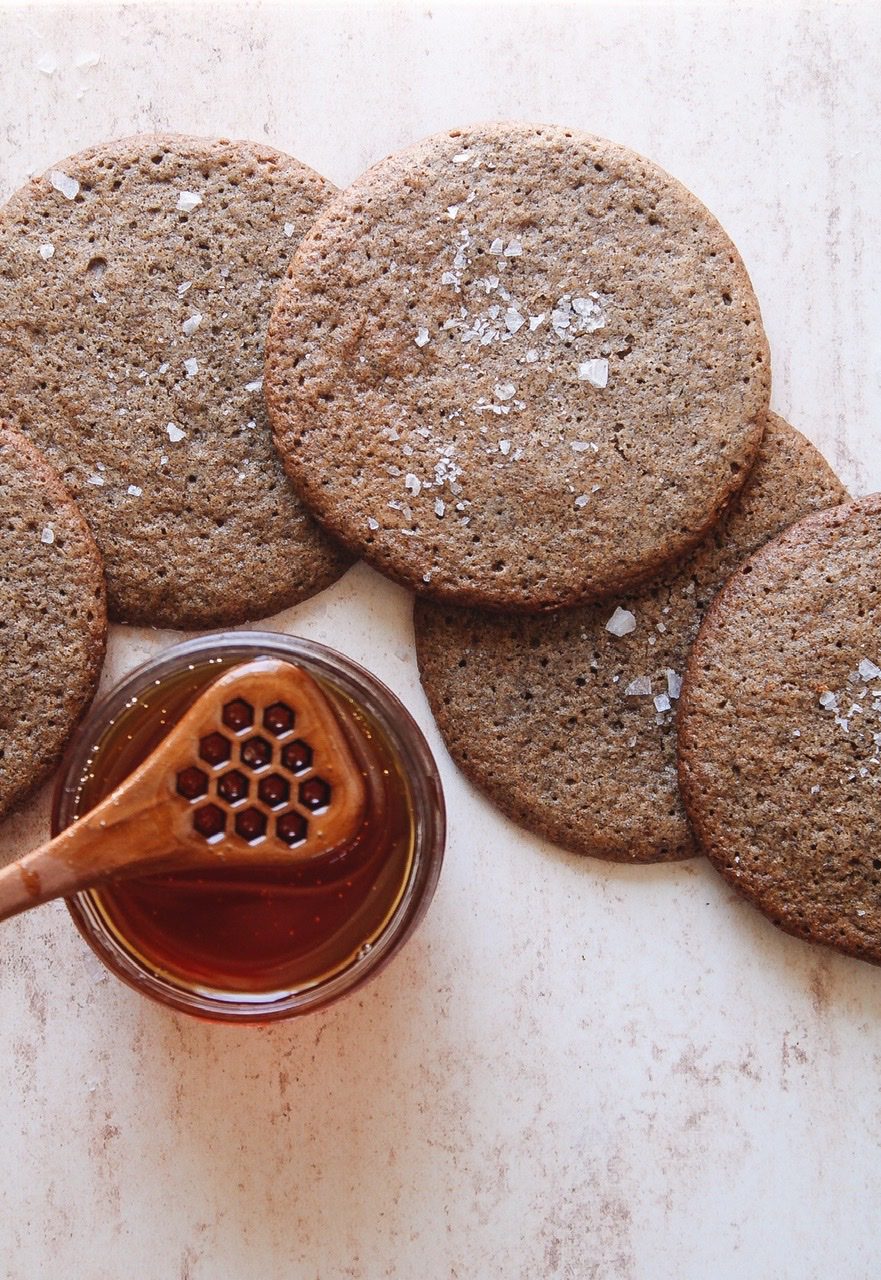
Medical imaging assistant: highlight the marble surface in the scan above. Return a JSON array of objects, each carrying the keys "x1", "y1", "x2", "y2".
[{"x1": 1, "y1": 3, "x2": 880, "y2": 1277}]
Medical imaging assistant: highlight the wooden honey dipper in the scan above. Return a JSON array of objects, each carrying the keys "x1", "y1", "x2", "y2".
[{"x1": 0, "y1": 658, "x2": 369, "y2": 924}]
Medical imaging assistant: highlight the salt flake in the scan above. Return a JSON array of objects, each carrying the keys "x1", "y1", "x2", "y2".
[
  {"x1": 414, "y1": 327, "x2": 430, "y2": 348},
  {"x1": 283, "y1": 222, "x2": 295, "y2": 237},
  {"x1": 166, "y1": 423, "x2": 186, "y2": 443},
  {"x1": 177, "y1": 191, "x2": 202, "y2": 213},
  {"x1": 49, "y1": 170, "x2": 80, "y2": 200},
  {"x1": 38, "y1": 243, "x2": 55, "y2": 260},
  {"x1": 606, "y1": 606, "x2": 636, "y2": 637},
  {"x1": 859, "y1": 658, "x2": 881, "y2": 682},
  {"x1": 182, "y1": 312, "x2": 202, "y2": 337},
  {"x1": 654, "y1": 693, "x2": 672, "y2": 713},
  {"x1": 183, "y1": 358, "x2": 198, "y2": 377},
  {"x1": 578, "y1": 359, "x2": 609, "y2": 389},
  {"x1": 40, "y1": 525, "x2": 54, "y2": 544},
  {"x1": 126, "y1": 484, "x2": 142, "y2": 497},
  {"x1": 624, "y1": 676, "x2": 652, "y2": 696}
]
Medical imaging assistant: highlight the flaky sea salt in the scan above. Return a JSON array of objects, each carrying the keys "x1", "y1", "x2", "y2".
[
  {"x1": 49, "y1": 170, "x2": 80, "y2": 200},
  {"x1": 577, "y1": 359, "x2": 609, "y2": 388},
  {"x1": 36, "y1": 53, "x2": 57, "y2": 76},
  {"x1": 283, "y1": 222, "x2": 295, "y2": 237},
  {"x1": 87, "y1": 472, "x2": 104, "y2": 486},
  {"x1": 498, "y1": 440, "x2": 511, "y2": 455},
  {"x1": 490, "y1": 237, "x2": 505, "y2": 255},
  {"x1": 505, "y1": 309, "x2": 525, "y2": 334},
  {"x1": 182, "y1": 312, "x2": 202, "y2": 337},
  {"x1": 571, "y1": 441, "x2": 597, "y2": 453},
  {"x1": 183, "y1": 358, "x2": 198, "y2": 377},
  {"x1": 434, "y1": 498, "x2": 445, "y2": 517},
  {"x1": 451, "y1": 150, "x2": 472, "y2": 164},
  {"x1": 504, "y1": 239, "x2": 522, "y2": 257},
  {"x1": 606, "y1": 606, "x2": 636, "y2": 637},
  {"x1": 74, "y1": 50, "x2": 100, "y2": 69},
  {"x1": 624, "y1": 676, "x2": 652, "y2": 696},
  {"x1": 245, "y1": 379, "x2": 263, "y2": 393},
  {"x1": 654, "y1": 692, "x2": 672, "y2": 713},
  {"x1": 414, "y1": 327, "x2": 430, "y2": 348},
  {"x1": 127, "y1": 484, "x2": 142, "y2": 497},
  {"x1": 166, "y1": 422, "x2": 186, "y2": 443},
  {"x1": 819, "y1": 691, "x2": 838, "y2": 709},
  {"x1": 177, "y1": 191, "x2": 202, "y2": 213},
  {"x1": 574, "y1": 494, "x2": 589, "y2": 508},
  {"x1": 494, "y1": 382, "x2": 516, "y2": 401},
  {"x1": 367, "y1": 516, "x2": 380, "y2": 531},
  {"x1": 177, "y1": 281, "x2": 192, "y2": 296},
  {"x1": 404, "y1": 473, "x2": 421, "y2": 496},
  {"x1": 38, "y1": 243, "x2": 55, "y2": 260},
  {"x1": 666, "y1": 670, "x2": 683, "y2": 699},
  {"x1": 858, "y1": 658, "x2": 881, "y2": 681},
  {"x1": 40, "y1": 525, "x2": 54, "y2": 544}
]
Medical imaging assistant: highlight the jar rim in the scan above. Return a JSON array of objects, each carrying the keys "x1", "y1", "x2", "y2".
[{"x1": 55, "y1": 631, "x2": 445, "y2": 1022}]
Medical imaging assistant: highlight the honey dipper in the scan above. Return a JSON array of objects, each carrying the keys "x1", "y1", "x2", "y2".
[{"x1": 0, "y1": 658, "x2": 368, "y2": 924}]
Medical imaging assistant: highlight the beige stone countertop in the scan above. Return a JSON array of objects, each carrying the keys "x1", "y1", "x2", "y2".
[{"x1": 1, "y1": 2, "x2": 880, "y2": 1277}]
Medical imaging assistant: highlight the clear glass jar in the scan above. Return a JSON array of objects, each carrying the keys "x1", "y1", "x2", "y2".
[{"x1": 53, "y1": 632, "x2": 445, "y2": 1022}]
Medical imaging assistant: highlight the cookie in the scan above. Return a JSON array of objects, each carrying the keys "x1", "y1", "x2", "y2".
[
  {"x1": 266, "y1": 122, "x2": 770, "y2": 610},
  {"x1": 0, "y1": 423, "x2": 107, "y2": 823},
  {"x1": 678, "y1": 493, "x2": 881, "y2": 965},
  {"x1": 0, "y1": 134, "x2": 351, "y2": 629},
  {"x1": 415, "y1": 415, "x2": 845, "y2": 861}
]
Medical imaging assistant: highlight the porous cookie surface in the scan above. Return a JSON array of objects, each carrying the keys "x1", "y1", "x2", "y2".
[
  {"x1": 0, "y1": 424, "x2": 107, "y2": 823},
  {"x1": 678, "y1": 494, "x2": 881, "y2": 963},
  {"x1": 0, "y1": 134, "x2": 350, "y2": 628},
  {"x1": 266, "y1": 122, "x2": 770, "y2": 609},
  {"x1": 415, "y1": 416, "x2": 845, "y2": 861}
]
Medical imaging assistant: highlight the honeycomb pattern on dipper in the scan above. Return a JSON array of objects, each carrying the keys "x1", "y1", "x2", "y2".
[
  {"x1": 176, "y1": 693, "x2": 333, "y2": 848},
  {"x1": 678, "y1": 493, "x2": 881, "y2": 965},
  {"x1": 266, "y1": 122, "x2": 770, "y2": 610},
  {"x1": 0, "y1": 422, "x2": 107, "y2": 825},
  {"x1": 415, "y1": 416, "x2": 845, "y2": 862},
  {"x1": 0, "y1": 134, "x2": 352, "y2": 629}
]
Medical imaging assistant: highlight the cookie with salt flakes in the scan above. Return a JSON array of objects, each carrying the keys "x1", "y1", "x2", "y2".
[
  {"x1": 0, "y1": 134, "x2": 351, "y2": 629},
  {"x1": 678, "y1": 493, "x2": 881, "y2": 965},
  {"x1": 415, "y1": 416, "x2": 845, "y2": 862},
  {"x1": 0, "y1": 423, "x2": 107, "y2": 825},
  {"x1": 266, "y1": 121, "x2": 770, "y2": 610}
]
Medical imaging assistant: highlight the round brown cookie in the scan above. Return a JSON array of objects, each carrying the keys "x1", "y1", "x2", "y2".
[
  {"x1": 0, "y1": 423, "x2": 107, "y2": 824},
  {"x1": 266, "y1": 121, "x2": 770, "y2": 611},
  {"x1": 0, "y1": 134, "x2": 351, "y2": 629},
  {"x1": 678, "y1": 493, "x2": 881, "y2": 965},
  {"x1": 415, "y1": 415, "x2": 845, "y2": 862}
]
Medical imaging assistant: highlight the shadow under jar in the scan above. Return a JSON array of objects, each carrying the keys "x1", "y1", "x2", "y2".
[{"x1": 53, "y1": 633, "x2": 445, "y2": 1022}]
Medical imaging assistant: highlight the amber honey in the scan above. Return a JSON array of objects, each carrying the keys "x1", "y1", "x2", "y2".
[{"x1": 53, "y1": 635, "x2": 445, "y2": 1020}]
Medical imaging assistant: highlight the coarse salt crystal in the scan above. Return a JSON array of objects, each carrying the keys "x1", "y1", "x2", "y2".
[
  {"x1": 414, "y1": 327, "x2": 430, "y2": 348},
  {"x1": 858, "y1": 658, "x2": 881, "y2": 681},
  {"x1": 525, "y1": 349, "x2": 539, "y2": 363},
  {"x1": 166, "y1": 423, "x2": 186, "y2": 443},
  {"x1": 490, "y1": 237, "x2": 505, "y2": 255},
  {"x1": 606, "y1": 606, "x2": 636, "y2": 637},
  {"x1": 666, "y1": 670, "x2": 683, "y2": 699},
  {"x1": 87, "y1": 472, "x2": 104, "y2": 486},
  {"x1": 504, "y1": 239, "x2": 522, "y2": 257},
  {"x1": 574, "y1": 494, "x2": 589, "y2": 508},
  {"x1": 245, "y1": 379, "x2": 263, "y2": 393},
  {"x1": 446, "y1": 206, "x2": 459, "y2": 219},
  {"x1": 38, "y1": 243, "x2": 55, "y2": 260},
  {"x1": 49, "y1": 170, "x2": 80, "y2": 200},
  {"x1": 177, "y1": 191, "x2": 202, "y2": 213},
  {"x1": 811, "y1": 784, "x2": 821, "y2": 794},
  {"x1": 183, "y1": 358, "x2": 198, "y2": 377},
  {"x1": 283, "y1": 222, "x2": 295, "y2": 237},
  {"x1": 529, "y1": 314, "x2": 545, "y2": 331},
  {"x1": 404, "y1": 473, "x2": 421, "y2": 496},
  {"x1": 451, "y1": 150, "x2": 471, "y2": 164},
  {"x1": 74, "y1": 50, "x2": 100, "y2": 69},
  {"x1": 571, "y1": 441, "x2": 597, "y2": 453},
  {"x1": 624, "y1": 676, "x2": 652, "y2": 696},
  {"x1": 499, "y1": 440, "x2": 511, "y2": 455},
  {"x1": 36, "y1": 53, "x2": 57, "y2": 75},
  {"x1": 494, "y1": 382, "x2": 516, "y2": 401},
  {"x1": 577, "y1": 359, "x2": 609, "y2": 388},
  {"x1": 505, "y1": 309, "x2": 525, "y2": 334},
  {"x1": 40, "y1": 525, "x2": 54, "y2": 544},
  {"x1": 367, "y1": 517, "x2": 380, "y2": 531},
  {"x1": 434, "y1": 498, "x2": 445, "y2": 517},
  {"x1": 654, "y1": 692, "x2": 672, "y2": 713},
  {"x1": 819, "y1": 691, "x2": 837, "y2": 709},
  {"x1": 127, "y1": 484, "x2": 142, "y2": 497},
  {"x1": 177, "y1": 281, "x2": 192, "y2": 296},
  {"x1": 182, "y1": 312, "x2": 202, "y2": 336}
]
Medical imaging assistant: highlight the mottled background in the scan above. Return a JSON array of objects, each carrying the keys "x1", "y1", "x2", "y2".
[{"x1": 1, "y1": 3, "x2": 880, "y2": 1277}]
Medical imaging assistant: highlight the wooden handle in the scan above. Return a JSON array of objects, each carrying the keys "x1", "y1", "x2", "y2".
[{"x1": 0, "y1": 788, "x2": 172, "y2": 923}]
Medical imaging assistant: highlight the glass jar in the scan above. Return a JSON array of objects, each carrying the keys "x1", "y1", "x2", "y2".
[{"x1": 53, "y1": 632, "x2": 445, "y2": 1022}]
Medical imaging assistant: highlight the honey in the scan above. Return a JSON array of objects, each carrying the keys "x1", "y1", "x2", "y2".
[{"x1": 53, "y1": 635, "x2": 445, "y2": 1020}]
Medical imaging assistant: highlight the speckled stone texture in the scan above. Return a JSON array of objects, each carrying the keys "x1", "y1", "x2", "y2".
[
  {"x1": 0, "y1": 422, "x2": 106, "y2": 822},
  {"x1": 416, "y1": 415, "x2": 846, "y2": 861},
  {"x1": 0, "y1": 134, "x2": 352, "y2": 629},
  {"x1": 678, "y1": 494, "x2": 881, "y2": 963},
  {"x1": 266, "y1": 121, "x2": 770, "y2": 611}
]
